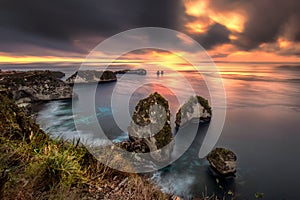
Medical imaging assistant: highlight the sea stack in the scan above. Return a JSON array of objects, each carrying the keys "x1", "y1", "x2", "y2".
[
  {"x1": 175, "y1": 96, "x2": 212, "y2": 127},
  {"x1": 126, "y1": 92, "x2": 174, "y2": 163},
  {"x1": 207, "y1": 147, "x2": 237, "y2": 177}
]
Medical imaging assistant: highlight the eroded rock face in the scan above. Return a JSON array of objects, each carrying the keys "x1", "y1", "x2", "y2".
[
  {"x1": 123, "y1": 92, "x2": 173, "y2": 163},
  {"x1": 0, "y1": 71, "x2": 73, "y2": 106},
  {"x1": 207, "y1": 148, "x2": 237, "y2": 177},
  {"x1": 175, "y1": 96, "x2": 212, "y2": 127},
  {"x1": 66, "y1": 70, "x2": 117, "y2": 84}
]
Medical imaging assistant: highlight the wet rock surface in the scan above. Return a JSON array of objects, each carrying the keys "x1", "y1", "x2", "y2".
[
  {"x1": 207, "y1": 147, "x2": 237, "y2": 177},
  {"x1": 175, "y1": 96, "x2": 212, "y2": 127}
]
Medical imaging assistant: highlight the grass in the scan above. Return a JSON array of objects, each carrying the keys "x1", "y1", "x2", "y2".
[{"x1": 0, "y1": 92, "x2": 171, "y2": 200}]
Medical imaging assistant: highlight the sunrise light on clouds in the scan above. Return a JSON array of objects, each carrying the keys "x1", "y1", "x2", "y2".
[{"x1": 0, "y1": 0, "x2": 299, "y2": 65}]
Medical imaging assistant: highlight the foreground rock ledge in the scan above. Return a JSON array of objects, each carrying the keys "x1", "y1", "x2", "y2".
[
  {"x1": 121, "y1": 92, "x2": 174, "y2": 163},
  {"x1": 175, "y1": 96, "x2": 212, "y2": 127},
  {"x1": 207, "y1": 147, "x2": 237, "y2": 177}
]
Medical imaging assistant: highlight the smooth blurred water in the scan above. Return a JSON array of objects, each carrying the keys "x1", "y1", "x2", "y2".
[{"x1": 33, "y1": 63, "x2": 300, "y2": 199}]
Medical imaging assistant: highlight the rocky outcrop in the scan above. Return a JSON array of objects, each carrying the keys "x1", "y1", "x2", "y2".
[
  {"x1": 207, "y1": 148, "x2": 237, "y2": 177},
  {"x1": 114, "y1": 69, "x2": 147, "y2": 75},
  {"x1": 0, "y1": 71, "x2": 73, "y2": 107},
  {"x1": 121, "y1": 92, "x2": 173, "y2": 163},
  {"x1": 175, "y1": 96, "x2": 212, "y2": 127},
  {"x1": 66, "y1": 70, "x2": 117, "y2": 84}
]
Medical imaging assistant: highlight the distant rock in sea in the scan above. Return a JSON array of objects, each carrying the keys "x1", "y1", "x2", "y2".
[
  {"x1": 114, "y1": 68, "x2": 147, "y2": 75},
  {"x1": 0, "y1": 70, "x2": 73, "y2": 108},
  {"x1": 175, "y1": 96, "x2": 211, "y2": 127},
  {"x1": 207, "y1": 147, "x2": 237, "y2": 177},
  {"x1": 66, "y1": 70, "x2": 117, "y2": 84},
  {"x1": 120, "y1": 92, "x2": 173, "y2": 163}
]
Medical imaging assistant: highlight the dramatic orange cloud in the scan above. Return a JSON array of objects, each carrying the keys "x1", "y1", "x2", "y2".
[{"x1": 184, "y1": 0, "x2": 246, "y2": 34}]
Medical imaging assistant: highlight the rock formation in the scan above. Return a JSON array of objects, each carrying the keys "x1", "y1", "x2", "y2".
[
  {"x1": 121, "y1": 92, "x2": 173, "y2": 163},
  {"x1": 66, "y1": 70, "x2": 117, "y2": 84},
  {"x1": 0, "y1": 71, "x2": 73, "y2": 107},
  {"x1": 175, "y1": 96, "x2": 212, "y2": 127},
  {"x1": 114, "y1": 69, "x2": 147, "y2": 75},
  {"x1": 207, "y1": 147, "x2": 237, "y2": 177}
]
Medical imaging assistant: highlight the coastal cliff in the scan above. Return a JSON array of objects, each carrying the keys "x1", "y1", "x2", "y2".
[
  {"x1": 66, "y1": 70, "x2": 117, "y2": 84},
  {"x1": 0, "y1": 71, "x2": 73, "y2": 107}
]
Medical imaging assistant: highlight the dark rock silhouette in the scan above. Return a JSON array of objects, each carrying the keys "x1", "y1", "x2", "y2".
[{"x1": 207, "y1": 147, "x2": 237, "y2": 177}]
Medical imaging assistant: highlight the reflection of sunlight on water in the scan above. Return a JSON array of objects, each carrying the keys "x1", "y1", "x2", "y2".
[{"x1": 35, "y1": 64, "x2": 300, "y2": 199}]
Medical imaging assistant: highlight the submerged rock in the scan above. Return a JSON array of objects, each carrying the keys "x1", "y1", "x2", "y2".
[
  {"x1": 122, "y1": 92, "x2": 173, "y2": 163},
  {"x1": 207, "y1": 148, "x2": 237, "y2": 177},
  {"x1": 66, "y1": 70, "x2": 117, "y2": 84},
  {"x1": 0, "y1": 71, "x2": 73, "y2": 107},
  {"x1": 175, "y1": 96, "x2": 211, "y2": 127}
]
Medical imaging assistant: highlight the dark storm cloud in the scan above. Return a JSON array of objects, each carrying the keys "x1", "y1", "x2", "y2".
[
  {"x1": 209, "y1": 0, "x2": 300, "y2": 51},
  {"x1": 0, "y1": 0, "x2": 185, "y2": 55},
  {"x1": 191, "y1": 23, "x2": 231, "y2": 49}
]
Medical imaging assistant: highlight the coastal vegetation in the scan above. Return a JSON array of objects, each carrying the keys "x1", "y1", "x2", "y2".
[{"x1": 0, "y1": 92, "x2": 171, "y2": 199}]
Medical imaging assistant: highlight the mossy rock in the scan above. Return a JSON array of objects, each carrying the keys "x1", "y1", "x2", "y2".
[
  {"x1": 127, "y1": 92, "x2": 173, "y2": 163},
  {"x1": 207, "y1": 147, "x2": 237, "y2": 177}
]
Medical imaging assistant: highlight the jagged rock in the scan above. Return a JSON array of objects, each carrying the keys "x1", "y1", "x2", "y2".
[
  {"x1": 0, "y1": 71, "x2": 73, "y2": 107},
  {"x1": 207, "y1": 148, "x2": 237, "y2": 177},
  {"x1": 123, "y1": 92, "x2": 173, "y2": 163},
  {"x1": 175, "y1": 96, "x2": 212, "y2": 127},
  {"x1": 66, "y1": 70, "x2": 117, "y2": 84},
  {"x1": 114, "y1": 69, "x2": 147, "y2": 75}
]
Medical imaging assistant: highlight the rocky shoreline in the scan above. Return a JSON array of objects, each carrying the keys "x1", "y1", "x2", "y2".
[{"x1": 0, "y1": 69, "x2": 237, "y2": 199}]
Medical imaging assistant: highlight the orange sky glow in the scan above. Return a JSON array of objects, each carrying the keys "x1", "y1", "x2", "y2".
[{"x1": 0, "y1": 0, "x2": 299, "y2": 66}]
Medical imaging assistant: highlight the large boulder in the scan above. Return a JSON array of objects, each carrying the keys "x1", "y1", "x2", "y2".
[
  {"x1": 207, "y1": 148, "x2": 237, "y2": 177},
  {"x1": 124, "y1": 92, "x2": 173, "y2": 163},
  {"x1": 175, "y1": 96, "x2": 211, "y2": 127},
  {"x1": 0, "y1": 71, "x2": 73, "y2": 107},
  {"x1": 66, "y1": 70, "x2": 117, "y2": 84}
]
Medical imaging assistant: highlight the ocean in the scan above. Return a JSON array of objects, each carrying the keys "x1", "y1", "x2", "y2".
[{"x1": 3, "y1": 63, "x2": 300, "y2": 199}]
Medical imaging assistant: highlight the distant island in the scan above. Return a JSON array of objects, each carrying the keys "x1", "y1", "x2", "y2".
[
  {"x1": 66, "y1": 70, "x2": 117, "y2": 85},
  {"x1": 114, "y1": 68, "x2": 147, "y2": 75}
]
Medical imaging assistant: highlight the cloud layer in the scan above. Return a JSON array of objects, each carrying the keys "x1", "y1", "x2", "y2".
[{"x1": 0, "y1": 0, "x2": 300, "y2": 57}]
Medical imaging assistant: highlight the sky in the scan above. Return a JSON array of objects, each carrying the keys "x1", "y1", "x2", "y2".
[{"x1": 0, "y1": 0, "x2": 300, "y2": 65}]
